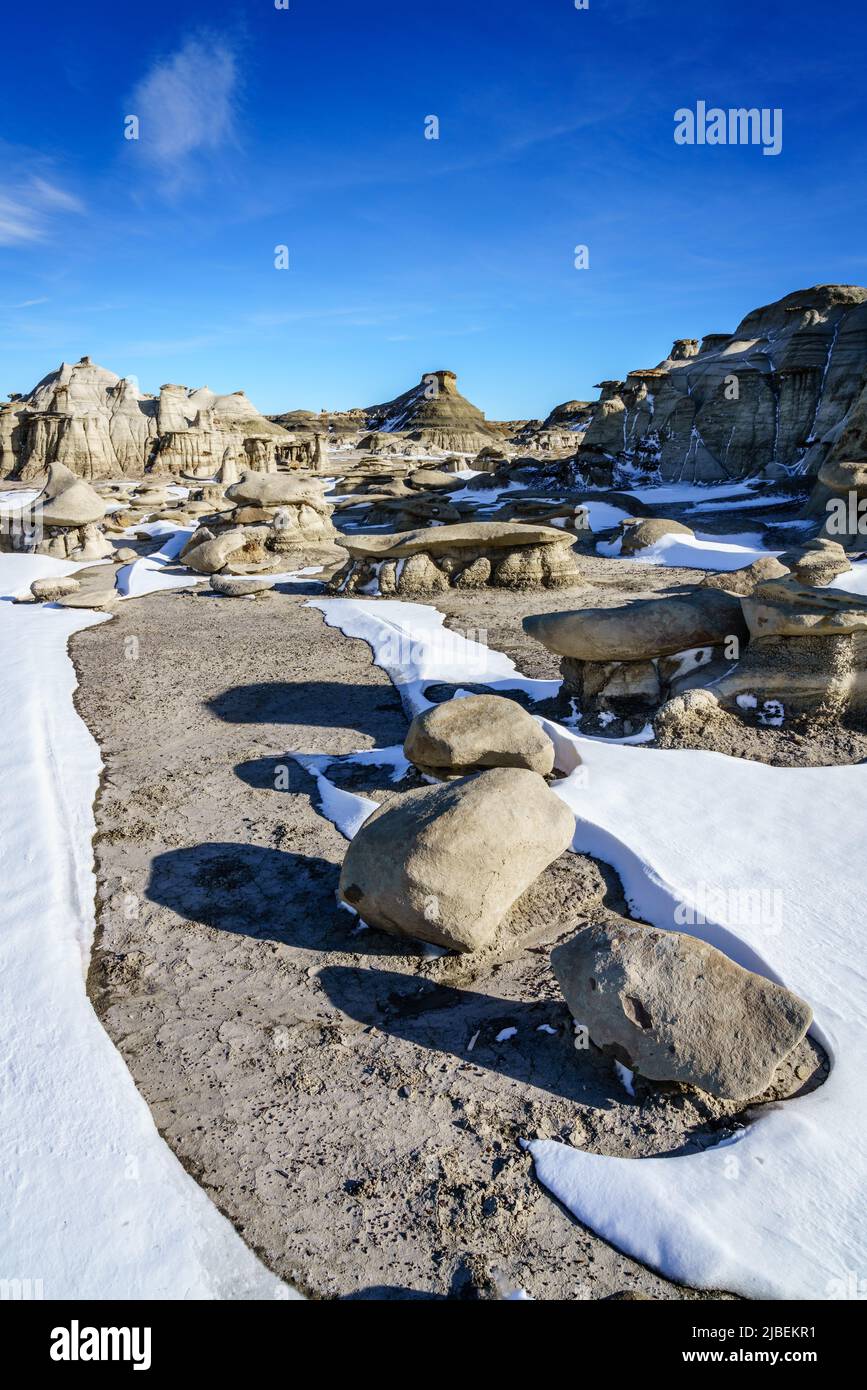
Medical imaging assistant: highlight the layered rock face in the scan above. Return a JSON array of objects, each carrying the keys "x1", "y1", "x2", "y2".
[
  {"x1": 510, "y1": 399, "x2": 595, "y2": 453},
  {"x1": 363, "y1": 369, "x2": 500, "y2": 453},
  {"x1": 0, "y1": 356, "x2": 299, "y2": 482},
  {"x1": 576, "y1": 285, "x2": 867, "y2": 483}
]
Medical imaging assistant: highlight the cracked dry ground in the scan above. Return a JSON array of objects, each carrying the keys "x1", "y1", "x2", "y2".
[{"x1": 71, "y1": 568, "x2": 772, "y2": 1301}]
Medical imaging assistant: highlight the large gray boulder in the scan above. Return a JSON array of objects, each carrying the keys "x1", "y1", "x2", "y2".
[
  {"x1": 523, "y1": 589, "x2": 747, "y2": 662},
  {"x1": 338, "y1": 768, "x2": 575, "y2": 952},
  {"x1": 551, "y1": 919, "x2": 813, "y2": 1101},
  {"x1": 404, "y1": 695, "x2": 555, "y2": 778}
]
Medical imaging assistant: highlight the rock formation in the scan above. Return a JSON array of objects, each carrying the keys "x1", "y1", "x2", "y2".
[
  {"x1": 178, "y1": 471, "x2": 338, "y2": 575},
  {"x1": 403, "y1": 695, "x2": 556, "y2": 779},
  {"x1": 551, "y1": 919, "x2": 812, "y2": 1101},
  {"x1": 574, "y1": 285, "x2": 867, "y2": 484},
  {"x1": 0, "y1": 462, "x2": 114, "y2": 561},
  {"x1": 511, "y1": 399, "x2": 595, "y2": 453},
  {"x1": 363, "y1": 370, "x2": 500, "y2": 454},
  {"x1": 0, "y1": 356, "x2": 300, "y2": 481},
  {"x1": 338, "y1": 768, "x2": 575, "y2": 951},
  {"x1": 328, "y1": 521, "x2": 584, "y2": 595},
  {"x1": 523, "y1": 589, "x2": 746, "y2": 710}
]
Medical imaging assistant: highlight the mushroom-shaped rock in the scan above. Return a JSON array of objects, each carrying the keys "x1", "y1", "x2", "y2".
[
  {"x1": 552, "y1": 919, "x2": 812, "y2": 1100},
  {"x1": 338, "y1": 768, "x2": 575, "y2": 952},
  {"x1": 339, "y1": 521, "x2": 575, "y2": 560},
  {"x1": 817, "y1": 458, "x2": 867, "y2": 492},
  {"x1": 523, "y1": 589, "x2": 747, "y2": 663},
  {"x1": 404, "y1": 695, "x2": 556, "y2": 778},
  {"x1": 37, "y1": 463, "x2": 108, "y2": 528},
  {"x1": 406, "y1": 468, "x2": 461, "y2": 492},
  {"x1": 776, "y1": 540, "x2": 851, "y2": 587},
  {"x1": 225, "y1": 471, "x2": 328, "y2": 509},
  {"x1": 330, "y1": 521, "x2": 583, "y2": 594}
]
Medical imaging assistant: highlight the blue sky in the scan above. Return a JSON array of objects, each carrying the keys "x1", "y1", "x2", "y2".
[{"x1": 1, "y1": 0, "x2": 865, "y2": 418}]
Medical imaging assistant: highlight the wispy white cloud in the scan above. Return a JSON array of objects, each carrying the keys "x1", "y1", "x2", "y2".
[
  {"x1": 128, "y1": 34, "x2": 240, "y2": 190},
  {"x1": 0, "y1": 178, "x2": 83, "y2": 246}
]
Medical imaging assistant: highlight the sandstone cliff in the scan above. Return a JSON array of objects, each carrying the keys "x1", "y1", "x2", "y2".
[
  {"x1": 0, "y1": 356, "x2": 296, "y2": 481},
  {"x1": 575, "y1": 285, "x2": 867, "y2": 483}
]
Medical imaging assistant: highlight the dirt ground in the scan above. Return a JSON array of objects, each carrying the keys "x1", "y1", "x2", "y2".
[{"x1": 70, "y1": 546, "x2": 828, "y2": 1301}]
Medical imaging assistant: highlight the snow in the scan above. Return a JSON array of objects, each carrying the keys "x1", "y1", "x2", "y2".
[
  {"x1": 292, "y1": 754, "x2": 379, "y2": 840},
  {"x1": 580, "y1": 500, "x2": 633, "y2": 532},
  {"x1": 828, "y1": 560, "x2": 867, "y2": 597},
  {"x1": 0, "y1": 552, "x2": 294, "y2": 1298},
  {"x1": 615, "y1": 1062, "x2": 636, "y2": 1097},
  {"x1": 496, "y1": 1027, "x2": 518, "y2": 1042},
  {"x1": 307, "y1": 598, "x2": 559, "y2": 716},
  {"x1": 623, "y1": 481, "x2": 763, "y2": 506},
  {"x1": 531, "y1": 717, "x2": 867, "y2": 1300},
  {"x1": 598, "y1": 529, "x2": 777, "y2": 571},
  {"x1": 305, "y1": 596, "x2": 867, "y2": 1300},
  {"x1": 116, "y1": 527, "x2": 202, "y2": 598}
]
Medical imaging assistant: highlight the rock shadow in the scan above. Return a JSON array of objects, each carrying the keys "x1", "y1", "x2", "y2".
[
  {"x1": 317, "y1": 962, "x2": 609, "y2": 1105},
  {"x1": 206, "y1": 678, "x2": 406, "y2": 741},
  {"x1": 145, "y1": 842, "x2": 414, "y2": 958}
]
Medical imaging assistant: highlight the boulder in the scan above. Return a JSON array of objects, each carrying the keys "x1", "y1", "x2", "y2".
[
  {"x1": 56, "y1": 586, "x2": 119, "y2": 612},
  {"x1": 338, "y1": 768, "x2": 575, "y2": 952},
  {"x1": 404, "y1": 695, "x2": 556, "y2": 778},
  {"x1": 209, "y1": 574, "x2": 275, "y2": 597},
  {"x1": 551, "y1": 918, "x2": 812, "y2": 1100},
  {"x1": 523, "y1": 589, "x2": 746, "y2": 662},
  {"x1": 30, "y1": 576, "x2": 81, "y2": 601},
  {"x1": 618, "y1": 517, "x2": 694, "y2": 555},
  {"x1": 182, "y1": 527, "x2": 249, "y2": 574},
  {"x1": 701, "y1": 554, "x2": 789, "y2": 595}
]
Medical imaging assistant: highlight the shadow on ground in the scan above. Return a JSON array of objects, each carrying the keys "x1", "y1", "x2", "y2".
[{"x1": 206, "y1": 679, "x2": 405, "y2": 741}]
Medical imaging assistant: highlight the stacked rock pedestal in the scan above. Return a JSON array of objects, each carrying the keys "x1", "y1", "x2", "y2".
[
  {"x1": 0, "y1": 463, "x2": 113, "y2": 561},
  {"x1": 328, "y1": 521, "x2": 584, "y2": 595},
  {"x1": 523, "y1": 589, "x2": 747, "y2": 714},
  {"x1": 710, "y1": 574, "x2": 867, "y2": 721},
  {"x1": 180, "y1": 470, "x2": 338, "y2": 575}
]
